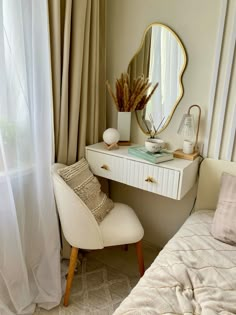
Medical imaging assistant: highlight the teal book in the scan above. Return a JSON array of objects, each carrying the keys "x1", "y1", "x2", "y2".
[{"x1": 128, "y1": 146, "x2": 173, "y2": 164}]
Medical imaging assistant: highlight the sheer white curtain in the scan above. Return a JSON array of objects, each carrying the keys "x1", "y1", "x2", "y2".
[{"x1": 0, "y1": 0, "x2": 62, "y2": 314}]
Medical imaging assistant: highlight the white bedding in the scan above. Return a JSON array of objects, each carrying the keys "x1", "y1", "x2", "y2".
[{"x1": 114, "y1": 210, "x2": 236, "y2": 315}]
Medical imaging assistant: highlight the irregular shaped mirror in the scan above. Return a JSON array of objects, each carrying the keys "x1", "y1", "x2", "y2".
[{"x1": 128, "y1": 23, "x2": 187, "y2": 135}]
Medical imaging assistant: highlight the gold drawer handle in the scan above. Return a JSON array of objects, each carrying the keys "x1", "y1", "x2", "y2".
[
  {"x1": 101, "y1": 164, "x2": 109, "y2": 171},
  {"x1": 145, "y1": 176, "x2": 155, "y2": 183}
]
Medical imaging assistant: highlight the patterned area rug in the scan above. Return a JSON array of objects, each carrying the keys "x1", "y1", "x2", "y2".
[{"x1": 35, "y1": 253, "x2": 139, "y2": 315}]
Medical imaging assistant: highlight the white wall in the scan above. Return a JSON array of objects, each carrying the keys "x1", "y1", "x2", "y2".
[{"x1": 105, "y1": 0, "x2": 232, "y2": 248}]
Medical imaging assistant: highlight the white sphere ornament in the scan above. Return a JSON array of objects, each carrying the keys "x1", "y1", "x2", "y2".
[{"x1": 103, "y1": 128, "x2": 120, "y2": 145}]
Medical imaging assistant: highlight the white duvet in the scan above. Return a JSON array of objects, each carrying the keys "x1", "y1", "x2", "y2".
[{"x1": 114, "y1": 210, "x2": 236, "y2": 315}]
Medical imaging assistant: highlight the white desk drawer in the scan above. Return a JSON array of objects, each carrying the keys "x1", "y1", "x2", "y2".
[
  {"x1": 86, "y1": 150, "x2": 124, "y2": 183},
  {"x1": 124, "y1": 159, "x2": 180, "y2": 199},
  {"x1": 86, "y1": 143, "x2": 198, "y2": 200}
]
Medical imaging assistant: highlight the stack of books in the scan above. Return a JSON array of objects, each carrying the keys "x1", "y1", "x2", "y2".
[{"x1": 128, "y1": 146, "x2": 173, "y2": 164}]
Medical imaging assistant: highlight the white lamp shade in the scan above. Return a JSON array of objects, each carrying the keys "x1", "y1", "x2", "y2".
[{"x1": 177, "y1": 114, "x2": 195, "y2": 140}]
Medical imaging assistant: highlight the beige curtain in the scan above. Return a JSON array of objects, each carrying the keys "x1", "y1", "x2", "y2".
[{"x1": 48, "y1": 0, "x2": 106, "y2": 165}]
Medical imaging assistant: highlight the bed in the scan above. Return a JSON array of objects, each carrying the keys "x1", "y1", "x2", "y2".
[{"x1": 113, "y1": 158, "x2": 236, "y2": 315}]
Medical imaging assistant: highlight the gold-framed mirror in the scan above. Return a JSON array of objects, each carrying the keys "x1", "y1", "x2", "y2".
[{"x1": 128, "y1": 23, "x2": 187, "y2": 135}]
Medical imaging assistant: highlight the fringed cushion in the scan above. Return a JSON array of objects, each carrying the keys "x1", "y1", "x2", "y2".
[{"x1": 58, "y1": 158, "x2": 114, "y2": 224}]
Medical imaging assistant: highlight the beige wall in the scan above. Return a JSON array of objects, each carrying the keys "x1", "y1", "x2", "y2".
[
  {"x1": 105, "y1": 0, "x2": 226, "y2": 248},
  {"x1": 106, "y1": 0, "x2": 221, "y2": 150}
]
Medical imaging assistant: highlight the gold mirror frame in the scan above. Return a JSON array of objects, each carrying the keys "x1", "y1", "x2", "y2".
[{"x1": 128, "y1": 22, "x2": 187, "y2": 135}]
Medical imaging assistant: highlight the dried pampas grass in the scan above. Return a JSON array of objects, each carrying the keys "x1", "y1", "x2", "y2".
[{"x1": 106, "y1": 72, "x2": 158, "y2": 112}]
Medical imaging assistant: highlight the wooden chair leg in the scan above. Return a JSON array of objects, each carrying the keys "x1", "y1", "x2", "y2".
[
  {"x1": 124, "y1": 244, "x2": 128, "y2": 251},
  {"x1": 136, "y1": 240, "x2": 145, "y2": 277},
  {"x1": 64, "y1": 246, "x2": 78, "y2": 307}
]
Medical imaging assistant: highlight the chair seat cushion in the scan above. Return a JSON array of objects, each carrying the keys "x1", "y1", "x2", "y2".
[{"x1": 99, "y1": 202, "x2": 144, "y2": 247}]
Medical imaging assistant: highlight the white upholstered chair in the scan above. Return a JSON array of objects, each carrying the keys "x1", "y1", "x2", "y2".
[{"x1": 52, "y1": 163, "x2": 145, "y2": 306}]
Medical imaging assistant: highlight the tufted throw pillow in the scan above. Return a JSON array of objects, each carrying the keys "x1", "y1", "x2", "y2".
[
  {"x1": 211, "y1": 172, "x2": 236, "y2": 245},
  {"x1": 58, "y1": 158, "x2": 114, "y2": 224}
]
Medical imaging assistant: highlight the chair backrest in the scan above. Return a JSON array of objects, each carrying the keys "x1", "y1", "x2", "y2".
[{"x1": 52, "y1": 163, "x2": 104, "y2": 250}]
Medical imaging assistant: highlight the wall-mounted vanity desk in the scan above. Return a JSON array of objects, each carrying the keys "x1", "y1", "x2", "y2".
[{"x1": 86, "y1": 143, "x2": 199, "y2": 200}]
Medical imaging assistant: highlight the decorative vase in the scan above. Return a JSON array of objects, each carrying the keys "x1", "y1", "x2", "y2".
[{"x1": 117, "y1": 112, "x2": 131, "y2": 142}]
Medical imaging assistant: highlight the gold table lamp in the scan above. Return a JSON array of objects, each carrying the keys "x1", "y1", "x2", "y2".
[{"x1": 174, "y1": 104, "x2": 201, "y2": 160}]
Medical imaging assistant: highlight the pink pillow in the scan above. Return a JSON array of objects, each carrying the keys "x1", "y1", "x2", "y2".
[{"x1": 211, "y1": 172, "x2": 236, "y2": 245}]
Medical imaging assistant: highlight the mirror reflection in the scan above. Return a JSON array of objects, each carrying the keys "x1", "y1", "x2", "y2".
[{"x1": 128, "y1": 23, "x2": 187, "y2": 135}]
